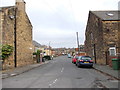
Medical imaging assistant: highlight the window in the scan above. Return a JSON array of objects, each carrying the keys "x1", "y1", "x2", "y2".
[
  {"x1": 109, "y1": 47, "x2": 116, "y2": 56},
  {"x1": 81, "y1": 56, "x2": 92, "y2": 60}
]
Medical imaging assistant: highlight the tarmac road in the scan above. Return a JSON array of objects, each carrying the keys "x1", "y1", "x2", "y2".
[{"x1": 2, "y1": 56, "x2": 119, "y2": 88}]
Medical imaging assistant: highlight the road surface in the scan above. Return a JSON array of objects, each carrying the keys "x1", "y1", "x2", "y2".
[{"x1": 2, "y1": 56, "x2": 119, "y2": 88}]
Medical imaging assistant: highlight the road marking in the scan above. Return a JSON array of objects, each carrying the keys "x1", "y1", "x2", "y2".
[
  {"x1": 61, "y1": 67, "x2": 64, "y2": 72},
  {"x1": 49, "y1": 79, "x2": 58, "y2": 88},
  {"x1": 53, "y1": 79, "x2": 57, "y2": 84},
  {"x1": 11, "y1": 73, "x2": 17, "y2": 76}
]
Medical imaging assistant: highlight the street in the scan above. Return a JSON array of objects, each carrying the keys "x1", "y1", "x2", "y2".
[{"x1": 2, "y1": 56, "x2": 119, "y2": 88}]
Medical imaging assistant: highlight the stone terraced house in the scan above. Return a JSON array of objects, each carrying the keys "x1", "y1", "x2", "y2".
[
  {"x1": 85, "y1": 11, "x2": 120, "y2": 66},
  {"x1": 0, "y1": 0, "x2": 33, "y2": 69}
]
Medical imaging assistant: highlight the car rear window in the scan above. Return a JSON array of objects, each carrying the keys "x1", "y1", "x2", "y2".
[
  {"x1": 76, "y1": 56, "x2": 79, "y2": 59},
  {"x1": 81, "y1": 56, "x2": 91, "y2": 60}
]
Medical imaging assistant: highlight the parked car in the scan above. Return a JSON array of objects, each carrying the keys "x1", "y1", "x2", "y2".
[
  {"x1": 76, "y1": 56, "x2": 93, "y2": 68},
  {"x1": 67, "y1": 54, "x2": 72, "y2": 58},
  {"x1": 72, "y1": 55, "x2": 79, "y2": 64},
  {"x1": 43, "y1": 55, "x2": 53, "y2": 60}
]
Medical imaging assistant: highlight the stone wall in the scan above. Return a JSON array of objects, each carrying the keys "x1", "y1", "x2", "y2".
[
  {"x1": 0, "y1": 7, "x2": 15, "y2": 69},
  {"x1": 85, "y1": 11, "x2": 105, "y2": 64},
  {"x1": 1, "y1": 0, "x2": 33, "y2": 70},
  {"x1": 102, "y1": 21, "x2": 119, "y2": 66},
  {"x1": 85, "y1": 11, "x2": 119, "y2": 65},
  {"x1": 16, "y1": 7, "x2": 33, "y2": 67},
  {"x1": 102, "y1": 21, "x2": 119, "y2": 53}
]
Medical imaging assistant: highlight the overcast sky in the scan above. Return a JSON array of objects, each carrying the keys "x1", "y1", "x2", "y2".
[{"x1": 1, "y1": 0, "x2": 119, "y2": 48}]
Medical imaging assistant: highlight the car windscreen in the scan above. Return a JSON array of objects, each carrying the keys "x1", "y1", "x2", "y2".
[
  {"x1": 76, "y1": 56, "x2": 79, "y2": 59},
  {"x1": 81, "y1": 56, "x2": 91, "y2": 60}
]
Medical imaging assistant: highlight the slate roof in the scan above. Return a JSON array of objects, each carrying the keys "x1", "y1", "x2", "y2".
[
  {"x1": 33, "y1": 40, "x2": 41, "y2": 47},
  {"x1": 91, "y1": 11, "x2": 120, "y2": 21},
  {"x1": 0, "y1": 6, "x2": 15, "y2": 12}
]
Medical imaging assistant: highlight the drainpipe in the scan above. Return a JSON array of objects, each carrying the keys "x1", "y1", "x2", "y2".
[
  {"x1": 93, "y1": 44, "x2": 96, "y2": 64},
  {"x1": 14, "y1": 7, "x2": 17, "y2": 68}
]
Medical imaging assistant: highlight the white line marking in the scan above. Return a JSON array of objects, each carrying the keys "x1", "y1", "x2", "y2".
[
  {"x1": 53, "y1": 79, "x2": 57, "y2": 84},
  {"x1": 61, "y1": 67, "x2": 64, "y2": 72},
  {"x1": 49, "y1": 79, "x2": 58, "y2": 88},
  {"x1": 11, "y1": 73, "x2": 17, "y2": 76}
]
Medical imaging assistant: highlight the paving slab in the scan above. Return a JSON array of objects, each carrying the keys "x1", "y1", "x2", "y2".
[
  {"x1": 1, "y1": 61, "x2": 50, "y2": 79},
  {"x1": 93, "y1": 64, "x2": 120, "y2": 80}
]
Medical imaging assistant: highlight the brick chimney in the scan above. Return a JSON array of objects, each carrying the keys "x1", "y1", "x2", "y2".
[{"x1": 15, "y1": 0, "x2": 26, "y2": 12}]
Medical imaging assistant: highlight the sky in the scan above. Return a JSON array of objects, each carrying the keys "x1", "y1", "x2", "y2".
[{"x1": 0, "y1": 0, "x2": 119, "y2": 48}]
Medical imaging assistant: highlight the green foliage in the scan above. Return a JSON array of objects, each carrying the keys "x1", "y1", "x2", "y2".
[
  {"x1": 33, "y1": 52, "x2": 37, "y2": 55},
  {"x1": 37, "y1": 50, "x2": 41, "y2": 55},
  {"x1": 0, "y1": 44, "x2": 13, "y2": 60},
  {"x1": 33, "y1": 50, "x2": 42, "y2": 55}
]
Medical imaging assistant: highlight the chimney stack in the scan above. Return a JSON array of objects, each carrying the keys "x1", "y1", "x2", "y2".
[{"x1": 15, "y1": 0, "x2": 26, "y2": 12}]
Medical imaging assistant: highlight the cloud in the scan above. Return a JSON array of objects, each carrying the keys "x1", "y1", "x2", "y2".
[{"x1": 1, "y1": 0, "x2": 119, "y2": 48}]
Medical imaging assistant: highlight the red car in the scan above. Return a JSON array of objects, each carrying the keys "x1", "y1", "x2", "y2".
[{"x1": 72, "y1": 55, "x2": 79, "y2": 64}]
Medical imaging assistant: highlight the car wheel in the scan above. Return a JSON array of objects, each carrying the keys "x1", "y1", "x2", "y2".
[
  {"x1": 77, "y1": 64, "x2": 80, "y2": 68},
  {"x1": 90, "y1": 65, "x2": 93, "y2": 68},
  {"x1": 77, "y1": 63, "x2": 80, "y2": 68}
]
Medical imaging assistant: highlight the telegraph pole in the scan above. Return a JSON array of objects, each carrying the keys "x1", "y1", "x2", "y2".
[
  {"x1": 76, "y1": 32, "x2": 80, "y2": 53},
  {"x1": 49, "y1": 41, "x2": 51, "y2": 55}
]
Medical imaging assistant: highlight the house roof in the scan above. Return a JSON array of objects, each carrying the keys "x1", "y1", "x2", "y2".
[
  {"x1": 33, "y1": 40, "x2": 41, "y2": 47},
  {"x1": 0, "y1": 6, "x2": 15, "y2": 12},
  {"x1": 91, "y1": 11, "x2": 120, "y2": 21}
]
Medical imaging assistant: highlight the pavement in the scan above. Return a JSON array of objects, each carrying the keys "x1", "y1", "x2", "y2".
[
  {"x1": 1, "y1": 61, "x2": 50, "y2": 79},
  {"x1": 0, "y1": 61, "x2": 120, "y2": 80},
  {"x1": 93, "y1": 64, "x2": 120, "y2": 80}
]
